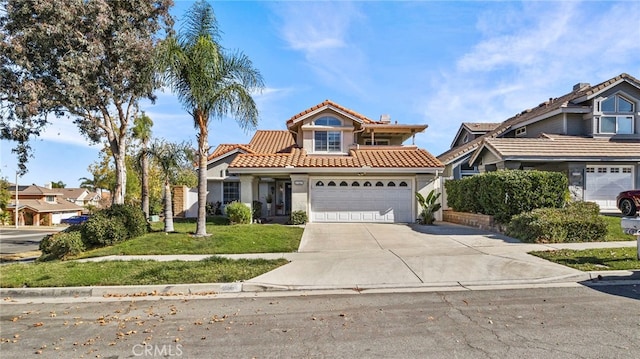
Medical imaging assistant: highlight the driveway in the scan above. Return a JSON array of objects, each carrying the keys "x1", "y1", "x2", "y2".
[{"x1": 247, "y1": 223, "x2": 585, "y2": 288}]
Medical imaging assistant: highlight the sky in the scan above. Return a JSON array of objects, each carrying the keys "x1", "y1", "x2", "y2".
[{"x1": 1, "y1": 0, "x2": 640, "y2": 188}]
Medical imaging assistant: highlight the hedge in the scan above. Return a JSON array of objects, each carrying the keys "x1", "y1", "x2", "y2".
[
  {"x1": 506, "y1": 202, "x2": 607, "y2": 243},
  {"x1": 445, "y1": 170, "x2": 568, "y2": 223}
]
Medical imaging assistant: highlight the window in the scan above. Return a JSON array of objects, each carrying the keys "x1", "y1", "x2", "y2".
[
  {"x1": 600, "y1": 116, "x2": 633, "y2": 134},
  {"x1": 399, "y1": 181, "x2": 408, "y2": 187},
  {"x1": 600, "y1": 94, "x2": 634, "y2": 113},
  {"x1": 597, "y1": 168, "x2": 607, "y2": 173},
  {"x1": 462, "y1": 133, "x2": 469, "y2": 144},
  {"x1": 610, "y1": 168, "x2": 620, "y2": 173},
  {"x1": 328, "y1": 181, "x2": 336, "y2": 186},
  {"x1": 585, "y1": 168, "x2": 594, "y2": 173},
  {"x1": 515, "y1": 127, "x2": 527, "y2": 137},
  {"x1": 623, "y1": 168, "x2": 632, "y2": 173},
  {"x1": 45, "y1": 195, "x2": 56, "y2": 203},
  {"x1": 315, "y1": 181, "x2": 324, "y2": 186},
  {"x1": 315, "y1": 131, "x2": 341, "y2": 152},
  {"x1": 339, "y1": 181, "x2": 348, "y2": 187},
  {"x1": 388, "y1": 181, "x2": 396, "y2": 187},
  {"x1": 223, "y1": 182, "x2": 239, "y2": 204},
  {"x1": 363, "y1": 181, "x2": 372, "y2": 187},
  {"x1": 364, "y1": 139, "x2": 390, "y2": 145},
  {"x1": 375, "y1": 181, "x2": 384, "y2": 187},
  {"x1": 351, "y1": 181, "x2": 360, "y2": 186},
  {"x1": 315, "y1": 116, "x2": 341, "y2": 126}
]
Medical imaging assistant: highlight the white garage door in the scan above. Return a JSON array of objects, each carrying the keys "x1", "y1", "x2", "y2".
[
  {"x1": 310, "y1": 178, "x2": 413, "y2": 223},
  {"x1": 585, "y1": 165, "x2": 634, "y2": 211}
]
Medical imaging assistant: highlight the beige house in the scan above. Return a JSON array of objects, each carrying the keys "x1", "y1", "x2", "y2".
[
  {"x1": 7, "y1": 184, "x2": 84, "y2": 226},
  {"x1": 188, "y1": 100, "x2": 444, "y2": 222},
  {"x1": 438, "y1": 73, "x2": 640, "y2": 211}
]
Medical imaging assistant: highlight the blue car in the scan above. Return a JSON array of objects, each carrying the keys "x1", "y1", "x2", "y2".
[{"x1": 61, "y1": 215, "x2": 90, "y2": 225}]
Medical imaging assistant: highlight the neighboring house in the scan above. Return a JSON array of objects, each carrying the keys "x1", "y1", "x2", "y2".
[
  {"x1": 438, "y1": 73, "x2": 640, "y2": 211},
  {"x1": 197, "y1": 100, "x2": 444, "y2": 223},
  {"x1": 60, "y1": 187, "x2": 102, "y2": 208},
  {"x1": 7, "y1": 184, "x2": 84, "y2": 226}
]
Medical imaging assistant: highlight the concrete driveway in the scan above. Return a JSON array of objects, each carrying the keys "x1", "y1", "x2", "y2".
[{"x1": 247, "y1": 223, "x2": 585, "y2": 289}]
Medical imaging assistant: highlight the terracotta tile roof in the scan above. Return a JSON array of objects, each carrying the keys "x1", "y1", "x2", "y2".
[
  {"x1": 287, "y1": 99, "x2": 375, "y2": 125},
  {"x1": 438, "y1": 73, "x2": 640, "y2": 163},
  {"x1": 230, "y1": 147, "x2": 443, "y2": 169},
  {"x1": 475, "y1": 134, "x2": 640, "y2": 161},
  {"x1": 247, "y1": 130, "x2": 297, "y2": 154},
  {"x1": 208, "y1": 131, "x2": 297, "y2": 162}
]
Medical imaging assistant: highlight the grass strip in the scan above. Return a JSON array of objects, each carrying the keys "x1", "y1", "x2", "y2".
[
  {"x1": 0, "y1": 257, "x2": 288, "y2": 288},
  {"x1": 75, "y1": 223, "x2": 303, "y2": 258},
  {"x1": 530, "y1": 247, "x2": 640, "y2": 271}
]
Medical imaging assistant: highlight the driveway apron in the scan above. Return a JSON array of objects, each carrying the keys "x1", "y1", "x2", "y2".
[{"x1": 247, "y1": 223, "x2": 584, "y2": 288}]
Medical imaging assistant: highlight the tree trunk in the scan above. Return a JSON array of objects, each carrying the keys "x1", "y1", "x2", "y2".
[
  {"x1": 163, "y1": 179, "x2": 174, "y2": 233},
  {"x1": 195, "y1": 109, "x2": 209, "y2": 236},
  {"x1": 110, "y1": 136, "x2": 127, "y2": 205},
  {"x1": 141, "y1": 145, "x2": 150, "y2": 219}
]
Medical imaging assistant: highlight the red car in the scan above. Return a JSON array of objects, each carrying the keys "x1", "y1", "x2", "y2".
[{"x1": 617, "y1": 190, "x2": 640, "y2": 216}]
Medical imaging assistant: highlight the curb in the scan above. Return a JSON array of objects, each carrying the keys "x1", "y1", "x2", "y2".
[{"x1": 2, "y1": 270, "x2": 638, "y2": 301}]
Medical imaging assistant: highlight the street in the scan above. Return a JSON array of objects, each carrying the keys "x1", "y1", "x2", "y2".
[
  {"x1": 1, "y1": 285, "x2": 638, "y2": 358},
  {"x1": 0, "y1": 228, "x2": 61, "y2": 255}
]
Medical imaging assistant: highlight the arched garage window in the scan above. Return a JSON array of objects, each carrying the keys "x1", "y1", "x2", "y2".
[
  {"x1": 351, "y1": 181, "x2": 360, "y2": 186},
  {"x1": 399, "y1": 181, "x2": 408, "y2": 187},
  {"x1": 388, "y1": 181, "x2": 396, "y2": 187},
  {"x1": 363, "y1": 181, "x2": 371, "y2": 187},
  {"x1": 315, "y1": 181, "x2": 324, "y2": 186},
  {"x1": 375, "y1": 181, "x2": 384, "y2": 187},
  {"x1": 328, "y1": 181, "x2": 336, "y2": 186},
  {"x1": 340, "y1": 181, "x2": 348, "y2": 186}
]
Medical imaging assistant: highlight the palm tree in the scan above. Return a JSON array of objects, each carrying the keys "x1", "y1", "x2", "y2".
[
  {"x1": 131, "y1": 112, "x2": 154, "y2": 219},
  {"x1": 156, "y1": 1, "x2": 264, "y2": 236},
  {"x1": 147, "y1": 140, "x2": 193, "y2": 233}
]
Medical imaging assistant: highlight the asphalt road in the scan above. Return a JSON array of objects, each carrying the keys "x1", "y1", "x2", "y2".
[
  {"x1": 1, "y1": 285, "x2": 638, "y2": 358},
  {"x1": 0, "y1": 228, "x2": 61, "y2": 254}
]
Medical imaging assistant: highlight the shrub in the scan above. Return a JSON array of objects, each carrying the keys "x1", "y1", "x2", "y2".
[
  {"x1": 81, "y1": 211, "x2": 129, "y2": 246},
  {"x1": 39, "y1": 229, "x2": 85, "y2": 261},
  {"x1": 80, "y1": 204, "x2": 146, "y2": 246},
  {"x1": 445, "y1": 170, "x2": 568, "y2": 223},
  {"x1": 289, "y1": 210, "x2": 308, "y2": 225},
  {"x1": 416, "y1": 190, "x2": 441, "y2": 225},
  {"x1": 507, "y1": 202, "x2": 607, "y2": 243},
  {"x1": 225, "y1": 201, "x2": 252, "y2": 224},
  {"x1": 252, "y1": 200, "x2": 263, "y2": 220}
]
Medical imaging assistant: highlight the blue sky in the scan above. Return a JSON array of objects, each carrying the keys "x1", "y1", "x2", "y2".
[{"x1": 2, "y1": 0, "x2": 639, "y2": 187}]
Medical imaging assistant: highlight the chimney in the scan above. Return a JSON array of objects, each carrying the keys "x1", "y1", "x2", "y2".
[
  {"x1": 44, "y1": 182, "x2": 52, "y2": 189},
  {"x1": 572, "y1": 82, "x2": 590, "y2": 91},
  {"x1": 379, "y1": 114, "x2": 391, "y2": 123}
]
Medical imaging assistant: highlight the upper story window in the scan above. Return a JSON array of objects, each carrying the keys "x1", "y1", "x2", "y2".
[
  {"x1": 314, "y1": 116, "x2": 342, "y2": 126},
  {"x1": 45, "y1": 195, "x2": 56, "y2": 203},
  {"x1": 600, "y1": 95, "x2": 634, "y2": 113},
  {"x1": 315, "y1": 131, "x2": 341, "y2": 152},
  {"x1": 597, "y1": 94, "x2": 636, "y2": 134},
  {"x1": 364, "y1": 139, "x2": 390, "y2": 145}
]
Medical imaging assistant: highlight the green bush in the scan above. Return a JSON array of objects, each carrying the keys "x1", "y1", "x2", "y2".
[
  {"x1": 445, "y1": 170, "x2": 568, "y2": 223},
  {"x1": 225, "y1": 201, "x2": 252, "y2": 224},
  {"x1": 507, "y1": 202, "x2": 607, "y2": 243},
  {"x1": 81, "y1": 211, "x2": 129, "y2": 246},
  {"x1": 39, "y1": 229, "x2": 85, "y2": 261},
  {"x1": 106, "y1": 204, "x2": 148, "y2": 238},
  {"x1": 289, "y1": 210, "x2": 308, "y2": 225}
]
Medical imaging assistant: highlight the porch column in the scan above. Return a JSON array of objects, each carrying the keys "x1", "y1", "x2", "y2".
[
  {"x1": 289, "y1": 174, "x2": 309, "y2": 214},
  {"x1": 239, "y1": 175, "x2": 254, "y2": 210}
]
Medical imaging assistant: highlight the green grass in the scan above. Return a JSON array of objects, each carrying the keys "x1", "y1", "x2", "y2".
[
  {"x1": 602, "y1": 215, "x2": 637, "y2": 241},
  {"x1": 75, "y1": 218, "x2": 304, "y2": 258},
  {"x1": 0, "y1": 257, "x2": 289, "y2": 288},
  {"x1": 530, "y1": 247, "x2": 640, "y2": 271}
]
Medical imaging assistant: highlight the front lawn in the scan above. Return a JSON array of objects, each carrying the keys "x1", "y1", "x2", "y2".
[
  {"x1": 0, "y1": 257, "x2": 288, "y2": 288},
  {"x1": 530, "y1": 247, "x2": 640, "y2": 271},
  {"x1": 75, "y1": 218, "x2": 304, "y2": 258},
  {"x1": 602, "y1": 215, "x2": 637, "y2": 241}
]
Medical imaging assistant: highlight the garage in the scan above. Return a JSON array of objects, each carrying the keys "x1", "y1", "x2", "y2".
[
  {"x1": 310, "y1": 178, "x2": 413, "y2": 223},
  {"x1": 585, "y1": 165, "x2": 634, "y2": 211}
]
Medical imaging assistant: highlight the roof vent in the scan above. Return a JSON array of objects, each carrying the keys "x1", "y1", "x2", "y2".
[
  {"x1": 379, "y1": 114, "x2": 391, "y2": 123},
  {"x1": 572, "y1": 82, "x2": 590, "y2": 91}
]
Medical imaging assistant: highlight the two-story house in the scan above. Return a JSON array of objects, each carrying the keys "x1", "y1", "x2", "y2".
[
  {"x1": 195, "y1": 100, "x2": 444, "y2": 223},
  {"x1": 7, "y1": 184, "x2": 84, "y2": 226},
  {"x1": 438, "y1": 73, "x2": 640, "y2": 211}
]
